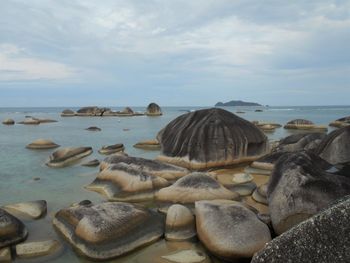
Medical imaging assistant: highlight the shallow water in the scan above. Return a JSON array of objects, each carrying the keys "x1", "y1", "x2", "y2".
[{"x1": 0, "y1": 105, "x2": 349, "y2": 262}]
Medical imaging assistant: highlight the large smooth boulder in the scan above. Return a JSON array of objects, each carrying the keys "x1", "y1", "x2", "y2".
[
  {"x1": 100, "y1": 154, "x2": 189, "y2": 180},
  {"x1": 61, "y1": 109, "x2": 75, "y2": 117},
  {"x1": 329, "y1": 116, "x2": 350, "y2": 128},
  {"x1": 3, "y1": 200, "x2": 47, "y2": 219},
  {"x1": 26, "y1": 139, "x2": 60, "y2": 149},
  {"x1": 0, "y1": 208, "x2": 28, "y2": 248},
  {"x1": 76, "y1": 106, "x2": 110, "y2": 116},
  {"x1": 252, "y1": 196, "x2": 350, "y2": 263},
  {"x1": 157, "y1": 108, "x2": 269, "y2": 169},
  {"x1": 195, "y1": 200, "x2": 271, "y2": 260},
  {"x1": 86, "y1": 163, "x2": 170, "y2": 202},
  {"x1": 46, "y1": 147, "x2": 93, "y2": 167},
  {"x1": 2, "y1": 119, "x2": 15, "y2": 125},
  {"x1": 165, "y1": 204, "x2": 196, "y2": 241},
  {"x1": 284, "y1": 119, "x2": 327, "y2": 131},
  {"x1": 146, "y1": 103, "x2": 162, "y2": 116},
  {"x1": 267, "y1": 151, "x2": 350, "y2": 235},
  {"x1": 98, "y1": 144, "x2": 124, "y2": 155},
  {"x1": 53, "y1": 202, "x2": 164, "y2": 260},
  {"x1": 155, "y1": 172, "x2": 238, "y2": 203}
]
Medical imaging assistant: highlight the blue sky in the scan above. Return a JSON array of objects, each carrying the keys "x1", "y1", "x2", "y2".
[{"x1": 0, "y1": 0, "x2": 349, "y2": 107}]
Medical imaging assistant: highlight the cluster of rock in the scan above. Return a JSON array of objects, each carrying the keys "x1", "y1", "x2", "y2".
[
  {"x1": 329, "y1": 115, "x2": 350, "y2": 128},
  {"x1": 252, "y1": 121, "x2": 282, "y2": 133},
  {"x1": 284, "y1": 119, "x2": 327, "y2": 131},
  {"x1": 2, "y1": 117, "x2": 57, "y2": 125},
  {"x1": 60, "y1": 103, "x2": 162, "y2": 117}
]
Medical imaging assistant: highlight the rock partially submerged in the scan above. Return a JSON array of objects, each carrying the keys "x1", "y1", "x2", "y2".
[
  {"x1": 86, "y1": 163, "x2": 170, "y2": 202},
  {"x1": 0, "y1": 208, "x2": 28, "y2": 248},
  {"x1": 98, "y1": 144, "x2": 124, "y2": 155},
  {"x1": 61, "y1": 109, "x2": 76, "y2": 117},
  {"x1": 157, "y1": 108, "x2": 269, "y2": 169},
  {"x1": 251, "y1": 196, "x2": 350, "y2": 263},
  {"x1": 195, "y1": 200, "x2": 271, "y2": 260},
  {"x1": 3, "y1": 200, "x2": 47, "y2": 219},
  {"x1": 2, "y1": 119, "x2": 15, "y2": 125},
  {"x1": 133, "y1": 139, "x2": 161, "y2": 150},
  {"x1": 161, "y1": 250, "x2": 207, "y2": 263},
  {"x1": 329, "y1": 116, "x2": 350, "y2": 128},
  {"x1": 46, "y1": 147, "x2": 93, "y2": 167},
  {"x1": 284, "y1": 119, "x2": 327, "y2": 131},
  {"x1": 53, "y1": 202, "x2": 164, "y2": 260},
  {"x1": 18, "y1": 117, "x2": 40, "y2": 125},
  {"x1": 155, "y1": 172, "x2": 238, "y2": 203},
  {"x1": 16, "y1": 240, "x2": 61, "y2": 259},
  {"x1": 267, "y1": 151, "x2": 350, "y2": 235},
  {"x1": 81, "y1": 159, "x2": 100, "y2": 167},
  {"x1": 76, "y1": 106, "x2": 110, "y2": 116},
  {"x1": 85, "y1": 126, "x2": 101, "y2": 131},
  {"x1": 100, "y1": 154, "x2": 189, "y2": 180},
  {"x1": 146, "y1": 103, "x2": 162, "y2": 116},
  {"x1": 26, "y1": 139, "x2": 60, "y2": 149}
]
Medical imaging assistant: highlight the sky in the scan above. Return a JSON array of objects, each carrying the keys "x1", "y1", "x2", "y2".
[{"x1": 0, "y1": 0, "x2": 349, "y2": 107}]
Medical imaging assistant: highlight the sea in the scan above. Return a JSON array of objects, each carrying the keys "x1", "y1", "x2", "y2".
[{"x1": 0, "y1": 105, "x2": 349, "y2": 262}]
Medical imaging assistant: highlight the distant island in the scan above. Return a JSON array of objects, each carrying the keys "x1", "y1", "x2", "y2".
[{"x1": 215, "y1": 100, "x2": 262, "y2": 107}]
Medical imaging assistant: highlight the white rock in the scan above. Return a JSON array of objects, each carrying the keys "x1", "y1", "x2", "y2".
[
  {"x1": 232, "y1": 173, "x2": 253, "y2": 184},
  {"x1": 16, "y1": 240, "x2": 61, "y2": 258},
  {"x1": 161, "y1": 250, "x2": 206, "y2": 263}
]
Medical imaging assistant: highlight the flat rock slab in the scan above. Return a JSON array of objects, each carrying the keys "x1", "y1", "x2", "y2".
[
  {"x1": 16, "y1": 240, "x2": 61, "y2": 259},
  {"x1": 161, "y1": 250, "x2": 207, "y2": 263},
  {"x1": 3, "y1": 200, "x2": 47, "y2": 219}
]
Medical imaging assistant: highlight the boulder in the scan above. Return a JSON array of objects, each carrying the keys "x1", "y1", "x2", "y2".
[
  {"x1": 81, "y1": 159, "x2": 100, "y2": 167},
  {"x1": 251, "y1": 196, "x2": 350, "y2": 263},
  {"x1": 284, "y1": 119, "x2": 327, "y2": 131},
  {"x1": 157, "y1": 108, "x2": 269, "y2": 169},
  {"x1": 267, "y1": 151, "x2": 350, "y2": 235},
  {"x1": 0, "y1": 208, "x2": 28, "y2": 248},
  {"x1": 16, "y1": 240, "x2": 61, "y2": 259},
  {"x1": 116, "y1": 107, "x2": 134, "y2": 116},
  {"x1": 146, "y1": 103, "x2": 162, "y2": 116},
  {"x1": 329, "y1": 116, "x2": 350, "y2": 128},
  {"x1": 26, "y1": 139, "x2": 60, "y2": 149},
  {"x1": 46, "y1": 147, "x2": 93, "y2": 167},
  {"x1": 85, "y1": 126, "x2": 101, "y2": 131},
  {"x1": 165, "y1": 204, "x2": 196, "y2": 241},
  {"x1": 53, "y1": 202, "x2": 164, "y2": 260},
  {"x1": 86, "y1": 163, "x2": 170, "y2": 202},
  {"x1": 161, "y1": 250, "x2": 207, "y2": 263},
  {"x1": 100, "y1": 154, "x2": 189, "y2": 180},
  {"x1": 232, "y1": 173, "x2": 253, "y2": 185},
  {"x1": 3, "y1": 200, "x2": 47, "y2": 219},
  {"x1": 98, "y1": 144, "x2": 124, "y2": 155},
  {"x1": 155, "y1": 172, "x2": 239, "y2": 204},
  {"x1": 229, "y1": 181, "x2": 257, "y2": 196},
  {"x1": 76, "y1": 106, "x2": 110, "y2": 116},
  {"x1": 18, "y1": 117, "x2": 40, "y2": 125},
  {"x1": 195, "y1": 200, "x2": 271, "y2": 260},
  {"x1": 0, "y1": 247, "x2": 11, "y2": 262},
  {"x1": 133, "y1": 139, "x2": 161, "y2": 150},
  {"x1": 2, "y1": 119, "x2": 15, "y2": 125},
  {"x1": 61, "y1": 109, "x2": 75, "y2": 117}
]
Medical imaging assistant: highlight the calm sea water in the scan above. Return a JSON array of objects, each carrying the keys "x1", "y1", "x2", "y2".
[{"x1": 0, "y1": 105, "x2": 349, "y2": 262}]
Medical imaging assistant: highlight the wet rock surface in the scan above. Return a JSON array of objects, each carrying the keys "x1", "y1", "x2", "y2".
[
  {"x1": 3, "y1": 200, "x2": 47, "y2": 219},
  {"x1": 46, "y1": 147, "x2": 93, "y2": 167},
  {"x1": 0, "y1": 208, "x2": 28, "y2": 248}
]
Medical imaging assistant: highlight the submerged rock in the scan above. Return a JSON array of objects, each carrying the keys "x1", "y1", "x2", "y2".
[
  {"x1": 284, "y1": 119, "x2": 327, "y2": 131},
  {"x1": 3, "y1": 200, "x2": 47, "y2": 219},
  {"x1": 146, "y1": 103, "x2": 162, "y2": 116},
  {"x1": 81, "y1": 159, "x2": 100, "y2": 167},
  {"x1": 100, "y1": 154, "x2": 189, "y2": 180},
  {"x1": 155, "y1": 172, "x2": 238, "y2": 203},
  {"x1": 16, "y1": 240, "x2": 61, "y2": 259},
  {"x1": 0, "y1": 208, "x2": 28, "y2": 248},
  {"x1": 329, "y1": 116, "x2": 350, "y2": 128},
  {"x1": 116, "y1": 107, "x2": 134, "y2": 116},
  {"x1": 195, "y1": 200, "x2": 271, "y2": 260},
  {"x1": 86, "y1": 163, "x2": 170, "y2": 202},
  {"x1": 2, "y1": 119, "x2": 15, "y2": 125},
  {"x1": 46, "y1": 147, "x2": 93, "y2": 167},
  {"x1": 85, "y1": 126, "x2": 101, "y2": 131},
  {"x1": 61, "y1": 109, "x2": 75, "y2": 117},
  {"x1": 251, "y1": 196, "x2": 350, "y2": 263},
  {"x1": 53, "y1": 202, "x2": 164, "y2": 260},
  {"x1": 98, "y1": 144, "x2": 124, "y2": 155},
  {"x1": 267, "y1": 151, "x2": 350, "y2": 235},
  {"x1": 133, "y1": 139, "x2": 161, "y2": 150},
  {"x1": 157, "y1": 108, "x2": 269, "y2": 169},
  {"x1": 161, "y1": 250, "x2": 207, "y2": 263},
  {"x1": 76, "y1": 106, "x2": 110, "y2": 116},
  {"x1": 165, "y1": 204, "x2": 196, "y2": 241},
  {"x1": 18, "y1": 117, "x2": 40, "y2": 125},
  {"x1": 26, "y1": 139, "x2": 60, "y2": 149}
]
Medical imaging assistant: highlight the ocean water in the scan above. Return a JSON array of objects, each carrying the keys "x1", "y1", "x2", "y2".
[{"x1": 0, "y1": 105, "x2": 349, "y2": 262}]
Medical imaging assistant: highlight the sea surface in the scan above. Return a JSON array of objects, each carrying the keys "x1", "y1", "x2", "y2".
[{"x1": 0, "y1": 105, "x2": 349, "y2": 262}]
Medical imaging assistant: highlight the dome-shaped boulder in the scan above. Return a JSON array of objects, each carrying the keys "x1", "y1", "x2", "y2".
[
  {"x1": 98, "y1": 144, "x2": 124, "y2": 155},
  {"x1": 53, "y1": 202, "x2": 164, "y2": 260},
  {"x1": 329, "y1": 116, "x2": 350, "y2": 128},
  {"x1": 85, "y1": 126, "x2": 101, "y2": 131},
  {"x1": 61, "y1": 109, "x2": 75, "y2": 117},
  {"x1": 157, "y1": 108, "x2": 269, "y2": 169},
  {"x1": 46, "y1": 147, "x2": 93, "y2": 167},
  {"x1": 0, "y1": 208, "x2": 28, "y2": 248},
  {"x1": 116, "y1": 107, "x2": 134, "y2": 116},
  {"x1": 155, "y1": 172, "x2": 239, "y2": 203},
  {"x1": 2, "y1": 119, "x2": 15, "y2": 125},
  {"x1": 146, "y1": 103, "x2": 162, "y2": 116},
  {"x1": 26, "y1": 139, "x2": 60, "y2": 149},
  {"x1": 284, "y1": 119, "x2": 327, "y2": 131}
]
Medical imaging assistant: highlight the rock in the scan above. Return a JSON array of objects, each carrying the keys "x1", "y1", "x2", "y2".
[
  {"x1": 315, "y1": 126, "x2": 350, "y2": 171},
  {"x1": 267, "y1": 151, "x2": 350, "y2": 235},
  {"x1": 161, "y1": 250, "x2": 207, "y2": 263},
  {"x1": 232, "y1": 173, "x2": 253, "y2": 185},
  {"x1": 36, "y1": 118, "x2": 57, "y2": 123},
  {"x1": 18, "y1": 117, "x2": 40, "y2": 125},
  {"x1": 76, "y1": 106, "x2": 110, "y2": 116},
  {"x1": 259, "y1": 124, "x2": 276, "y2": 132},
  {"x1": 3, "y1": 200, "x2": 47, "y2": 219},
  {"x1": 146, "y1": 103, "x2": 162, "y2": 116},
  {"x1": 157, "y1": 108, "x2": 269, "y2": 169},
  {"x1": 26, "y1": 139, "x2": 60, "y2": 149},
  {"x1": 16, "y1": 240, "x2": 61, "y2": 259},
  {"x1": 2, "y1": 119, "x2": 15, "y2": 125},
  {"x1": 53, "y1": 202, "x2": 164, "y2": 260},
  {"x1": 81, "y1": 159, "x2": 100, "y2": 167},
  {"x1": 100, "y1": 154, "x2": 189, "y2": 180},
  {"x1": 252, "y1": 186, "x2": 268, "y2": 205},
  {"x1": 86, "y1": 163, "x2": 170, "y2": 202},
  {"x1": 155, "y1": 172, "x2": 239, "y2": 203},
  {"x1": 98, "y1": 144, "x2": 124, "y2": 155},
  {"x1": 0, "y1": 247, "x2": 11, "y2": 262},
  {"x1": 195, "y1": 200, "x2": 271, "y2": 260},
  {"x1": 0, "y1": 208, "x2": 28, "y2": 248},
  {"x1": 46, "y1": 147, "x2": 93, "y2": 167},
  {"x1": 61, "y1": 109, "x2": 75, "y2": 117},
  {"x1": 133, "y1": 139, "x2": 161, "y2": 150},
  {"x1": 255, "y1": 109, "x2": 263, "y2": 112},
  {"x1": 229, "y1": 181, "x2": 256, "y2": 196},
  {"x1": 85, "y1": 126, "x2": 101, "y2": 131},
  {"x1": 252, "y1": 121, "x2": 282, "y2": 128},
  {"x1": 329, "y1": 116, "x2": 350, "y2": 128},
  {"x1": 251, "y1": 196, "x2": 350, "y2": 263},
  {"x1": 284, "y1": 119, "x2": 327, "y2": 131},
  {"x1": 116, "y1": 107, "x2": 134, "y2": 116},
  {"x1": 165, "y1": 204, "x2": 196, "y2": 241}
]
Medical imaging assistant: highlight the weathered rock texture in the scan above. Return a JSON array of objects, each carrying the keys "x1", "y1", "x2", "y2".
[
  {"x1": 146, "y1": 103, "x2": 162, "y2": 116},
  {"x1": 329, "y1": 116, "x2": 350, "y2": 128},
  {"x1": 0, "y1": 208, "x2": 28, "y2": 248},
  {"x1": 46, "y1": 147, "x2": 93, "y2": 167},
  {"x1": 284, "y1": 119, "x2": 327, "y2": 130}
]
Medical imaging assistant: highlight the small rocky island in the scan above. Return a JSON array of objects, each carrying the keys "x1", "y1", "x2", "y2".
[{"x1": 215, "y1": 100, "x2": 262, "y2": 106}]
